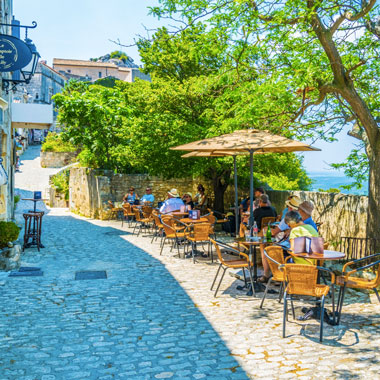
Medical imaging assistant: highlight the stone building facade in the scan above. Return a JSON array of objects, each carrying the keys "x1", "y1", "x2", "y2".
[
  {"x1": 0, "y1": 0, "x2": 14, "y2": 221},
  {"x1": 12, "y1": 61, "x2": 66, "y2": 144},
  {"x1": 53, "y1": 58, "x2": 150, "y2": 83}
]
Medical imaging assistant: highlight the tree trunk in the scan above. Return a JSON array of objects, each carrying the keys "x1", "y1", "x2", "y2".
[
  {"x1": 366, "y1": 143, "x2": 380, "y2": 247},
  {"x1": 210, "y1": 168, "x2": 231, "y2": 213}
]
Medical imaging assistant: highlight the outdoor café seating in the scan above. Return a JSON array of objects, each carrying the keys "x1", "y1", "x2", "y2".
[
  {"x1": 260, "y1": 246, "x2": 289, "y2": 309},
  {"x1": 122, "y1": 202, "x2": 135, "y2": 228},
  {"x1": 132, "y1": 208, "x2": 152, "y2": 236},
  {"x1": 280, "y1": 264, "x2": 336, "y2": 342},
  {"x1": 210, "y1": 239, "x2": 254, "y2": 298},
  {"x1": 151, "y1": 210, "x2": 165, "y2": 244},
  {"x1": 160, "y1": 216, "x2": 188, "y2": 257},
  {"x1": 186, "y1": 223, "x2": 212, "y2": 263},
  {"x1": 335, "y1": 252, "x2": 380, "y2": 325}
]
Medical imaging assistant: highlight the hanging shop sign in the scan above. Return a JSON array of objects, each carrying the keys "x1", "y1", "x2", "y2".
[{"x1": 0, "y1": 34, "x2": 32, "y2": 72}]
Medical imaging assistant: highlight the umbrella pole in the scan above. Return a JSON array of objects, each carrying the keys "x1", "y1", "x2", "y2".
[
  {"x1": 249, "y1": 150, "x2": 254, "y2": 231},
  {"x1": 233, "y1": 156, "x2": 239, "y2": 237}
]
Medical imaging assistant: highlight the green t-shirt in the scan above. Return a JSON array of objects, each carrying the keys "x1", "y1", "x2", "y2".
[
  {"x1": 290, "y1": 224, "x2": 319, "y2": 264},
  {"x1": 289, "y1": 224, "x2": 319, "y2": 240}
]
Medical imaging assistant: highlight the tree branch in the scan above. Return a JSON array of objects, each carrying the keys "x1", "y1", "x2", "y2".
[{"x1": 330, "y1": 0, "x2": 377, "y2": 34}]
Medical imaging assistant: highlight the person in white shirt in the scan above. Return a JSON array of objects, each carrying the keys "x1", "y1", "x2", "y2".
[{"x1": 159, "y1": 189, "x2": 185, "y2": 214}]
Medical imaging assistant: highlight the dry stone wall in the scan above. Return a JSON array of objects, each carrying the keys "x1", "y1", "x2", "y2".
[
  {"x1": 41, "y1": 152, "x2": 77, "y2": 168},
  {"x1": 69, "y1": 168, "x2": 368, "y2": 241},
  {"x1": 69, "y1": 168, "x2": 209, "y2": 219}
]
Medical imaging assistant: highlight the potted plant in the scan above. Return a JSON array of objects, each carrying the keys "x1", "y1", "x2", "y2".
[
  {"x1": 0, "y1": 221, "x2": 20, "y2": 250},
  {"x1": 0, "y1": 221, "x2": 21, "y2": 271}
]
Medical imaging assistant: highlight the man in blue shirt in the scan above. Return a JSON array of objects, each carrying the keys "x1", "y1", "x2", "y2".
[
  {"x1": 159, "y1": 189, "x2": 184, "y2": 214},
  {"x1": 141, "y1": 187, "x2": 155, "y2": 204}
]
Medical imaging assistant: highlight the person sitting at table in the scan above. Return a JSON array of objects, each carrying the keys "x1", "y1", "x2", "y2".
[
  {"x1": 123, "y1": 187, "x2": 139, "y2": 205},
  {"x1": 298, "y1": 200, "x2": 318, "y2": 231},
  {"x1": 159, "y1": 188, "x2": 185, "y2": 214},
  {"x1": 239, "y1": 194, "x2": 276, "y2": 236},
  {"x1": 182, "y1": 192, "x2": 194, "y2": 209},
  {"x1": 194, "y1": 184, "x2": 207, "y2": 209},
  {"x1": 280, "y1": 194, "x2": 299, "y2": 220},
  {"x1": 285, "y1": 210, "x2": 319, "y2": 265},
  {"x1": 271, "y1": 195, "x2": 302, "y2": 238},
  {"x1": 140, "y1": 187, "x2": 155, "y2": 204},
  {"x1": 258, "y1": 195, "x2": 302, "y2": 282},
  {"x1": 253, "y1": 194, "x2": 277, "y2": 230}
]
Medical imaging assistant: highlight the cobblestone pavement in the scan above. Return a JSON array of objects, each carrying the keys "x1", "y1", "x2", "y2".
[{"x1": 1, "y1": 149, "x2": 378, "y2": 379}]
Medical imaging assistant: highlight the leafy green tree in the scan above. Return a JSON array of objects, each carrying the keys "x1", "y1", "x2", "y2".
[
  {"x1": 148, "y1": 0, "x2": 380, "y2": 238},
  {"x1": 53, "y1": 81, "x2": 132, "y2": 172}
]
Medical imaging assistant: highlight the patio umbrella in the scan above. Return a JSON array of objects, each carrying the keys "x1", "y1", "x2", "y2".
[
  {"x1": 181, "y1": 150, "x2": 240, "y2": 235},
  {"x1": 172, "y1": 129, "x2": 320, "y2": 230}
]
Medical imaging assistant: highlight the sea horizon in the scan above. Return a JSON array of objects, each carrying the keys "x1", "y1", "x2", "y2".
[{"x1": 307, "y1": 171, "x2": 368, "y2": 196}]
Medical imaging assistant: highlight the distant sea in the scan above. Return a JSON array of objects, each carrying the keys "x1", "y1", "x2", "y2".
[{"x1": 307, "y1": 171, "x2": 368, "y2": 196}]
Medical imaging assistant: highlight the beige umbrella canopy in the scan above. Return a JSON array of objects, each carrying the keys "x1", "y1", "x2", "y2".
[
  {"x1": 172, "y1": 129, "x2": 320, "y2": 153},
  {"x1": 172, "y1": 128, "x2": 320, "y2": 231}
]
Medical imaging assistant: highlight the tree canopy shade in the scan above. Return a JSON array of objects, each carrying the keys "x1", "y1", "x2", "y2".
[
  {"x1": 148, "y1": 0, "x2": 380, "y2": 238},
  {"x1": 54, "y1": 24, "x2": 312, "y2": 212}
]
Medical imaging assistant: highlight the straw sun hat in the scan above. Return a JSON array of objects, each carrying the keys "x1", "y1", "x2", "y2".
[
  {"x1": 285, "y1": 195, "x2": 302, "y2": 210},
  {"x1": 168, "y1": 188, "x2": 179, "y2": 197}
]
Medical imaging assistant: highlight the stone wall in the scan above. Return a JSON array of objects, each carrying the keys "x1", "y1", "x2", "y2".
[
  {"x1": 41, "y1": 151, "x2": 77, "y2": 168},
  {"x1": 69, "y1": 168, "x2": 207, "y2": 219},
  {"x1": 49, "y1": 187, "x2": 69, "y2": 208},
  {"x1": 69, "y1": 167, "x2": 368, "y2": 242},
  {"x1": 266, "y1": 190, "x2": 368, "y2": 243}
]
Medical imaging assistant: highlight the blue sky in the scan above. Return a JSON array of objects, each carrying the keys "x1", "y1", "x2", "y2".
[{"x1": 13, "y1": 0, "x2": 357, "y2": 173}]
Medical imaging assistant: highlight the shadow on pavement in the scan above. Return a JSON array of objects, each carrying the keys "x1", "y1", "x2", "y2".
[{"x1": 1, "y1": 213, "x2": 250, "y2": 379}]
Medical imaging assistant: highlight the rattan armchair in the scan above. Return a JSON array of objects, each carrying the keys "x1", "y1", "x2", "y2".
[
  {"x1": 122, "y1": 202, "x2": 135, "y2": 228},
  {"x1": 107, "y1": 200, "x2": 119, "y2": 221},
  {"x1": 261, "y1": 216, "x2": 277, "y2": 229},
  {"x1": 260, "y1": 246, "x2": 289, "y2": 309},
  {"x1": 336, "y1": 253, "x2": 380, "y2": 325},
  {"x1": 151, "y1": 210, "x2": 164, "y2": 244},
  {"x1": 160, "y1": 216, "x2": 188, "y2": 257},
  {"x1": 186, "y1": 223, "x2": 212, "y2": 263},
  {"x1": 132, "y1": 208, "x2": 152, "y2": 236},
  {"x1": 210, "y1": 239, "x2": 254, "y2": 298},
  {"x1": 202, "y1": 213, "x2": 216, "y2": 239},
  {"x1": 281, "y1": 264, "x2": 335, "y2": 342}
]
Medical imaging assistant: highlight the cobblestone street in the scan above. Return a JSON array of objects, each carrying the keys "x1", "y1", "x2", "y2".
[{"x1": 0, "y1": 148, "x2": 379, "y2": 379}]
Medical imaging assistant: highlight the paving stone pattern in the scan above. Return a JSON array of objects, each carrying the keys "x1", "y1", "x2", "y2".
[{"x1": 1, "y1": 148, "x2": 378, "y2": 379}]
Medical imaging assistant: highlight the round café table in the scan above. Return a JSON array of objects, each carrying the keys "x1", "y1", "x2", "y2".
[
  {"x1": 235, "y1": 237, "x2": 272, "y2": 295},
  {"x1": 179, "y1": 217, "x2": 208, "y2": 224}
]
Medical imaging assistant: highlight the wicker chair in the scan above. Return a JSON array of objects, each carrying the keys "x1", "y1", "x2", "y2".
[
  {"x1": 261, "y1": 216, "x2": 277, "y2": 230},
  {"x1": 336, "y1": 253, "x2": 380, "y2": 325},
  {"x1": 107, "y1": 201, "x2": 119, "y2": 221},
  {"x1": 132, "y1": 208, "x2": 152, "y2": 236},
  {"x1": 122, "y1": 203, "x2": 135, "y2": 227},
  {"x1": 281, "y1": 264, "x2": 335, "y2": 342},
  {"x1": 202, "y1": 213, "x2": 216, "y2": 239},
  {"x1": 151, "y1": 210, "x2": 164, "y2": 244},
  {"x1": 186, "y1": 223, "x2": 212, "y2": 263},
  {"x1": 209, "y1": 239, "x2": 254, "y2": 298},
  {"x1": 160, "y1": 216, "x2": 188, "y2": 257},
  {"x1": 260, "y1": 245, "x2": 289, "y2": 309}
]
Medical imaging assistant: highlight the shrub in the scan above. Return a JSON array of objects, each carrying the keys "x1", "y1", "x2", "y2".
[
  {"x1": 51, "y1": 170, "x2": 70, "y2": 200},
  {"x1": 41, "y1": 132, "x2": 77, "y2": 153},
  {"x1": 0, "y1": 221, "x2": 20, "y2": 249},
  {"x1": 14, "y1": 195, "x2": 20, "y2": 206}
]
